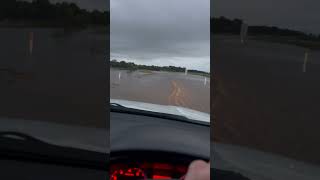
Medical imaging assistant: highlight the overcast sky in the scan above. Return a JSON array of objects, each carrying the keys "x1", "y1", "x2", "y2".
[
  {"x1": 111, "y1": 0, "x2": 210, "y2": 72},
  {"x1": 212, "y1": 0, "x2": 320, "y2": 34}
]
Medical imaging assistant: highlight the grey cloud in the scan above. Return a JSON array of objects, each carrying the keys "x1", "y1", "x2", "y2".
[
  {"x1": 212, "y1": 0, "x2": 320, "y2": 34},
  {"x1": 111, "y1": 0, "x2": 210, "y2": 72}
]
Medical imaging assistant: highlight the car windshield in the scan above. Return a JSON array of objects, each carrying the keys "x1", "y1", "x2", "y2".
[
  {"x1": 213, "y1": 0, "x2": 320, "y2": 178},
  {"x1": 110, "y1": 0, "x2": 210, "y2": 117},
  {"x1": 0, "y1": 0, "x2": 108, "y2": 151}
]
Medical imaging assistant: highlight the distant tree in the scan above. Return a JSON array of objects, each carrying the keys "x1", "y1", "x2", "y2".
[
  {"x1": 211, "y1": 16, "x2": 242, "y2": 34},
  {"x1": 0, "y1": 0, "x2": 16, "y2": 20},
  {"x1": 233, "y1": 18, "x2": 243, "y2": 25},
  {"x1": 0, "y1": 0, "x2": 108, "y2": 27},
  {"x1": 212, "y1": 16, "x2": 319, "y2": 42},
  {"x1": 110, "y1": 60, "x2": 210, "y2": 75}
]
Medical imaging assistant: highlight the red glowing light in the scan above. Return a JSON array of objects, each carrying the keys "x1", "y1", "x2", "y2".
[
  {"x1": 111, "y1": 167, "x2": 146, "y2": 180},
  {"x1": 111, "y1": 163, "x2": 187, "y2": 180},
  {"x1": 153, "y1": 163, "x2": 173, "y2": 170},
  {"x1": 124, "y1": 173, "x2": 134, "y2": 176},
  {"x1": 152, "y1": 175, "x2": 172, "y2": 179}
]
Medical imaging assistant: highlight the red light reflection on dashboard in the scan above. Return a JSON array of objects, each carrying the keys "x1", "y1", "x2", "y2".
[
  {"x1": 152, "y1": 175, "x2": 172, "y2": 179},
  {"x1": 111, "y1": 167, "x2": 146, "y2": 180},
  {"x1": 111, "y1": 162, "x2": 188, "y2": 180},
  {"x1": 152, "y1": 163, "x2": 173, "y2": 170}
]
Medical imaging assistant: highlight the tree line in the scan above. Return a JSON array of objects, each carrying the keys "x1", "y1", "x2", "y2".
[
  {"x1": 110, "y1": 60, "x2": 210, "y2": 77},
  {"x1": 0, "y1": 0, "x2": 109, "y2": 27},
  {"x1": 211, "y1": 16, "x2": 320, "y2": 40}
]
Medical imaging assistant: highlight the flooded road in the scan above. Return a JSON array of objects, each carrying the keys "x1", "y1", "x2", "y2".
[
  {"x1": 110, "y1": 68, "x2": 210, "y2": 114},
  {"x1": 213, "y1": 35, "x2": 320, "y2": 164},
  {"x1": 0, "y1": 28, "x2": 108, "y2": 127}
]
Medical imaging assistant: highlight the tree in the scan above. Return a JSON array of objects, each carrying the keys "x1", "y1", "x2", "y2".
[
  {"x1": 0, "y1": 0, "x2": 108, "y2": 27},
  {"x1": 0, "y1": 0, "x2": 16, "y2": 19}
]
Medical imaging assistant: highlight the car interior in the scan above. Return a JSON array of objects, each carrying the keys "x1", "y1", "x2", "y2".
[{"x1": 110, "y1": 106, "x2": 210, "y2": 180}]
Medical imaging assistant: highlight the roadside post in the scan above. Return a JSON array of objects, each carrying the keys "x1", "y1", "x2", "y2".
[
  {"x1": 303, "y1": 50, "x2": 309, "y2": 73},
  {"x1": 240, "y1": 22, "x2": 248, "y2": 44},
  {"x1": 29, "y1": 31, "x2": 34, "y2": 55}
]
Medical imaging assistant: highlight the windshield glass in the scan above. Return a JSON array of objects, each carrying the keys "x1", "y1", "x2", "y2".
[
  {"x1": 0, "y1": 0, "x2": 108, "y2": 150},
  {"x1": 213, "y1": 0, "x2": 320, "y2": 178},
  {"x1": 110, "y1": 0, "x2": 210, "y2": 116}
]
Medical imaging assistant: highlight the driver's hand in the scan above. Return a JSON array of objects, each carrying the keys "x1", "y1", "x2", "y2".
[{"x1": 184, "y1": 160, "x2": 210, "y2": 180}]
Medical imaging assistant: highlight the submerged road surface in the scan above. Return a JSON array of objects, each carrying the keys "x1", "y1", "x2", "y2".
[
  {"x1": 0, "y1": 28, "x2": 108, "y2": 128},
  {"x1": 110, "y1": 68, "x2": 210, "y2": 114},
  {"x1": 213, "y1": 35, "x2": 320, "y2": 165}
]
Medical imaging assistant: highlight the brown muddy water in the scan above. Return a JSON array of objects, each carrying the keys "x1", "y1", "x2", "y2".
[
  {"x1": 0, "y1": 28, "x2": 108, "y2": 128},
  {"x1": 110, "y1": 68, "x2": 210, "y2": 114},
  {"x1": 213, "y1": 35, "x2": 320, "y2": 164}
]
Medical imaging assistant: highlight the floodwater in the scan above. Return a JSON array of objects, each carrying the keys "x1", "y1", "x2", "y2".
[
  {"x1": 213, "y1": 35, "x2": 320, "y2": 164},
  {"x1": 110, "y1": 68, "x2": 210, "y2": 114},
  {"x1": 0, "y1": 27, "x2": 108, "y2": 127}
]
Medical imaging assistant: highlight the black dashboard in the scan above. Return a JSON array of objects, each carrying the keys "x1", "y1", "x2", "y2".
[
  {"x1": 110, "y1": 151, "x2": 192, "y2": 179},
  {"x1": 0, "y1": 132, "x2": 108, "y2": 180},
  {"x1": 0, "y1": 159, "x2": 108, "y2": 180},
  {"x1": 0, "y1": 109, "x2": 209, "y2": 180},
  {"x1": 110, "y1": 111, "x2": 210, "y2": 158},
  {"x1": 110, "y1": 110, "x2": 210, "y2": 179}
]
